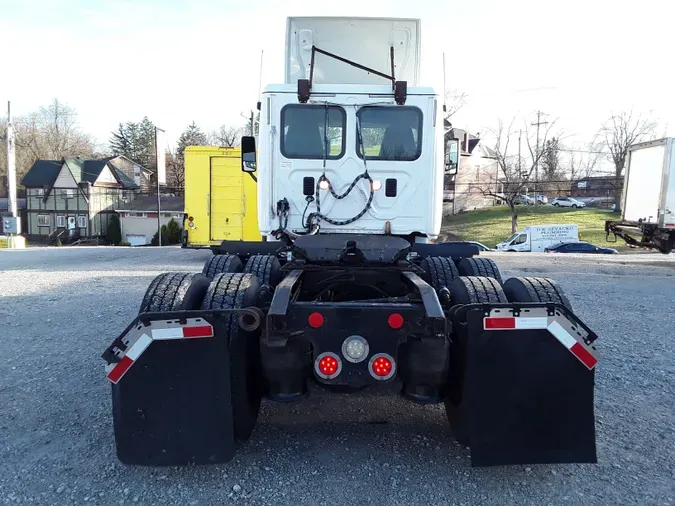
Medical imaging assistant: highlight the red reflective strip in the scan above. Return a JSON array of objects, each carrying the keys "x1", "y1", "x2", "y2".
[
  {"x1": 484, "y1": 317, "x2": 516, "y2": 329},
  {"x1": 107, "y1": 355, "x2": 133, "y2": 384},
  {"x1": 570, "y1": 342, "x2": 597, "y2": 370},
  {"x1": 182, "y1": 325, "x2": 213, "y2": 338},
  {"x1": 666, "y1": 223, "x2": 675, "y2": 227}
]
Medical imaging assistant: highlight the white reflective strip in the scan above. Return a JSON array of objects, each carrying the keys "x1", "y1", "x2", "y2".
[
  {"x1": 126, "y1": 333, "x2": 152, "y2": 361},
  {"x1": 151, "y1": 328, "x2": 185, "y2": 340},
  {"x1": 547, "y1": 321, "x2": 576, "y2": 349},
  {"x1": 515, "y1": 317, "x2": 549, "y2": 329}
]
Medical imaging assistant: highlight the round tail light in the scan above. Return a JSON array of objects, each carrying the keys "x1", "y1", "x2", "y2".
[
  {"x1": 314, "y1": 352, "x2": 342, "y2": 379},
  {"x1": 368, "y1": 353, "x2": 396, "y2": 381}
]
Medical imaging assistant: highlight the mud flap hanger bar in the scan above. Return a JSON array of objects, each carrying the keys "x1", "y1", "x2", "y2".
[
  {"x1": 455, "y1": 302, "x2": 599, "y2": 370},
  {"x1": 101, "y1": 308, "x2": 265, "y2": 366},
  {"x1": 298, "y1": 45, "x2": 407, "y2": 105}
]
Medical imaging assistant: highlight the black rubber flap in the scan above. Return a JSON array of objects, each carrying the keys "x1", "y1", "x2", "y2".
[
  {"x1": 463, "y1": 308, "x2": 597, "y2": 467},
  {"x1": 111, "y1": 316, "x2": 234, "y2": 465}
]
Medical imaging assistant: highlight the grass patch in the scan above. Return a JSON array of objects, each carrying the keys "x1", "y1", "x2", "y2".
[{"x1": 441, "y1": 205, "x2": 625, "y2": 250}]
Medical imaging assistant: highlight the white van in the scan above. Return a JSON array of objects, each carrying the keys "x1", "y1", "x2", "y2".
[{"x1": 496, "y1": 224, "x2": 579, "y2": 252}]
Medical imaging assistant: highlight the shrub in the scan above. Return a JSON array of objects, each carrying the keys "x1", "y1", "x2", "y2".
[{"x1": 107, "y1": 214, "x2": 122, "y2": 245}]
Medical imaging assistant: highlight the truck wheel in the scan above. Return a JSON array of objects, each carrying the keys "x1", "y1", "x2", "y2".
[
  {"x1": 139, "y1": 272, "x2": 210, "y2": 314},
  {"x1": 202, "y1": 254, "x2": 243, "y2": 279},
  {"x1": 503, "y1": 276, "x2": 573, "y2": 310},
  {"x1": 445, "y1": 276, "x2": 508, "y2": 445},
  {"x1": 449, "y1": 275, "x2": 508, "y2": 305},
  {"x1": 243, "y1": 255, "x2": 282, "y2": 287},
  {"x1": 420, "y1": 256, "x2": 459, "y2": 291},
  {"x1": 201, "y1": 273, "x2": 262, "y2": 441},
  {"x1": 457, "y1": 258, "x2": 503, "y2": 284}
]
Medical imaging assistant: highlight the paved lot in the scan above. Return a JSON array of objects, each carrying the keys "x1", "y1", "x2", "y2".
[{"x1": 1, "y1": 247, "x2": 674, "y2": 505}]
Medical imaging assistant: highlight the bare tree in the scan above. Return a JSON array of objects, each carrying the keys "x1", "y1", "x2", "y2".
[
  {"x1": 1, "y1": 99, "x2": 93, "y2": 195},
  {"x1": 19, "y1": 98, "x2": 93, "y2": 160},
  {"x1": 599, "y1": 111, "x2": 657, "y2": 209},
  {"x1": 471, "y1": 116, "x2": 558, "y2": 233},
  {"x1": 210, "y1": 125, "x2": 244, "y2": 147},
  {"x1": 444, "y1": 89, "x2": 467, "y2": 120},
  {"x1": 164, "y1": 148, "x2": 184, "y2": 192}
]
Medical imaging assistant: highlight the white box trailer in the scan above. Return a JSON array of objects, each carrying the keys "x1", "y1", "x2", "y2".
[
  {"x1": 496, "y1": 224, "x2": 579, "y2": 252},
  {"x1": 621, "y1": 138, "x2": 675, "y2": 227},
  {"x1": 606, "y1": 138, "x2": 675, "y2": 253}
]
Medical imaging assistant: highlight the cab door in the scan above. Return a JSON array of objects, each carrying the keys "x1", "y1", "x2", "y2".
[{"x1": 209, "y1": 156, "x2": 245, "y2": 241}]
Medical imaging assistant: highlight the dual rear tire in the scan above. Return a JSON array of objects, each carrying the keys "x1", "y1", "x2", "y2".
[{"x1": 136, "y1": 256, "x2": 281, "y2": 444}]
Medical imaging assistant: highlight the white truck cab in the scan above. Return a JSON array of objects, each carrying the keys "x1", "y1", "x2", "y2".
[
  {"x1": 496, "y1": 224, "x2": 579, "y2": 252},
  {"x1": 242, "y1": 17, "x2": 446, "y2": 242}
]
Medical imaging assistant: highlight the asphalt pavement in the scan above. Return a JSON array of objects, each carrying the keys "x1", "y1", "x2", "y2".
[{"x1": 1, "y1": 247, "x2": 674, "y2": 505}]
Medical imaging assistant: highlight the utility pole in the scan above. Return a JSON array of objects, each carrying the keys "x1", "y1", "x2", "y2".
[
  {"x1": 155, "y1": 126, "x2": 165, "y2": 246},
  {"x1": 6, "y1": 102, "x2": 17, "y2": 222},
  {"x1": 531, "y1": 111, "x2": 548, "y2": 204},
  {"x1": 518, "y1": 129, "x2": 522, "y2": 174}
]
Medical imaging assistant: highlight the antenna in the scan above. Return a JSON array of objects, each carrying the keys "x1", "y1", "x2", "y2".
[
  {"x1": 442, "y1": 52, "x2": 447, "y2": 113},
  {"x1": 257, "y1": 50, "x2": 264, "y2": 99}
]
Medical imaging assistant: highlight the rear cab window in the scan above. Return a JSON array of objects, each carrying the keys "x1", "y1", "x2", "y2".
[
  {"x1": 356, "y1": 106, "x2": 423, "y2": 161},
  {"x1": 280, "y1": 105, "x2": 346, "y2": 159}
]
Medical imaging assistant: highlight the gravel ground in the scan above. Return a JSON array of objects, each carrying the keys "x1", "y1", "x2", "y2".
[{"x1": 1, "y1": 247, "x2": 674, "y2": 506}]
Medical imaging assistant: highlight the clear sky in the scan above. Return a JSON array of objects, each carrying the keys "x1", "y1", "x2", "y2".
[{"x1": 1, "y1": 0, "x2": 673, "y2": 151}]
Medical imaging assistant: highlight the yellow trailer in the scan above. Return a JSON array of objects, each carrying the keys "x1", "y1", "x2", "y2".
[{"x1": 182, "y1": 146, "x2": 261, "y2": 249}]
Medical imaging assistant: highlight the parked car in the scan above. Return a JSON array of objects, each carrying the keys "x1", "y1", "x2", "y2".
[
  {"x1": 514, "y1": 194, "x2": 535, "y2": 205},
  {"x1": 551, "y1": 197, "x2": 586, "y2": 208},
  {"x1": 544, "y1": 242, "x2": 618, "y2": 254},
  {"x1": 536, "y1": 194, "x2": 549, "y2": 204},
  {"x1": 465, "y1": 241, "x2": 494, "y2": 252}
]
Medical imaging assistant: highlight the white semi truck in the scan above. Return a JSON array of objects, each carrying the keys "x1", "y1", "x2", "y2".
[
  {"x1": 606, "y1": 138, "x2": 675, "y2": 253},
  {"x1": 102, "y1": 17, "x2": 600, "y2": 468}
]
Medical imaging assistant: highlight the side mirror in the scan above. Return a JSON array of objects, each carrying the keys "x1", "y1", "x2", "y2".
[
  {"x1": 241, "y1": 136, "x2": 256, "y2": 172},
  {"x1": 445, "y1": 139, "x2": 459, "y2": 174}
]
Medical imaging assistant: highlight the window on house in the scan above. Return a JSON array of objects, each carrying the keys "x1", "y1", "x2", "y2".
[
  {"x1": 77, "y1": 215, "x2": 87, "y2": 228},
  {"x1": 127, "y1": 212, "x2": 146, "y2": 218},
  {"x1": 37, "y1": 215, "x2": 50, "y2": 227},
  {"x1": 35, "y1": 189, "x2": 45, "y2": 197},
  {"x1": 61, "y1": 189, "x2": 75, "y2": 199},
  {"x1": 56, "y1": 215, "x2": 66, "y2": 228}
]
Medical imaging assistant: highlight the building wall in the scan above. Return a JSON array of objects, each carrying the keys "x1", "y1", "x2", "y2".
[
  {"x1": 119, "y1": 212, "x2": 184, "y2": 245},
  {"x1": 89, "y1": 187, "x2": 136, "y2": 237},
  {"x1": 25, "y1": 187, "x2": 89, "y2": 237},
  {"x1": 444, "y1": 154, "x2": 499, "y2": 215},
  {"x1": 110, "y1": 156, "x2": 152, "y2": 193}
]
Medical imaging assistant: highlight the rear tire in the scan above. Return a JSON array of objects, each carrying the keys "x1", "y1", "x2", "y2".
[
  {"x1": 503, "y1": 276, "x2": 573, "y2": 310},
  {"x1": 139, "y1": 272, "x2": 210, "y2": 314},
  {"x1": 243, "y1": 255, "x2": 282, "y2": 287},
  {"x1": 553, "y1": 203, "x2": 559, "y2": 207},
  {"x1": 445, "y1": 276, "x2": 508, "y2": 445},
  {"x1": 449, "y1": 275, "x2": 508, "y2": 305},
  {"x1": 457, "y1": 257, "x2": 503, "y2": 284},
  {"x1": 201, "y1": 273, "x2": 262, "y2": 442},
  {"x1": 420, "y1": 256, "x2": 459, "y2": 291},
  {"x1": 202, "y1": 254, "x2": 243, "y2": 279}
]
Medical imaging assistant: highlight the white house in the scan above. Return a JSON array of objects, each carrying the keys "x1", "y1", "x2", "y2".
[{"x1": 115, "y1": 196, "x2": 185, "y2": 246}]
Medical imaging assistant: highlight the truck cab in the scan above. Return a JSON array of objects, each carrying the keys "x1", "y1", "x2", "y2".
[{"x1": 245, "y1": 17, "x2": 444, "y2": 243}]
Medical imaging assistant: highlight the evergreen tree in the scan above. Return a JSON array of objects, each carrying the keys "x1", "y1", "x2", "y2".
[{"x1": 176, "y1": 122, "x2": 209, "y2": 166}]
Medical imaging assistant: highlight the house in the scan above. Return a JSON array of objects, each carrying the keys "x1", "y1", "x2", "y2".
[
  {"x1": 115, "y1": 195, "x2": 185, "y2": 246},
  {"x1": 443, "y1": 125, "x2": 499, "y2": 214},
  {"x1": 20, "y1": 157, "x2": 142, "y2": 241},
  {"x1": 108, "y1": 155, "x2": 154, "y2": 193}
]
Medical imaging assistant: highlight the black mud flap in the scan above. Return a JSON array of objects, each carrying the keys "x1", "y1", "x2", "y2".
[
  {"x1": 110, "y1": 315, "x2": 234, "y2": 466},
  {"x1": 455, "y1": 305, "x2": 597, "y2": 467}
]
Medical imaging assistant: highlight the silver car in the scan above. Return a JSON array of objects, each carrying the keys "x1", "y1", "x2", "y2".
[{"x1": 551, "y1": 197, "x2": 586, "y2": 208}]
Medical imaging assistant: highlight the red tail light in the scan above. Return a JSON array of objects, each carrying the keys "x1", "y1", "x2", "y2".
[
  {"x1": 308, "y1": 312, "x2": 324, "y2": 328},
  {"x1": 388, "y1": 313, "x2": 404, "y2": 329},
  {"x1": 188, "y1": 216, "x2": 194, "y2": 222},
  {"x1": 314, "y1": 352, "x2": 342, "y2": 379},
  {"x1": 368, "y1": 353, "x2": 396, "y2": 380}
]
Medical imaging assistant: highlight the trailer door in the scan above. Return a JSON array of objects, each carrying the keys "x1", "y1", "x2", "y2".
[{"x1": 210, "y1": 156, "x2": 245, "y2": 241}]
